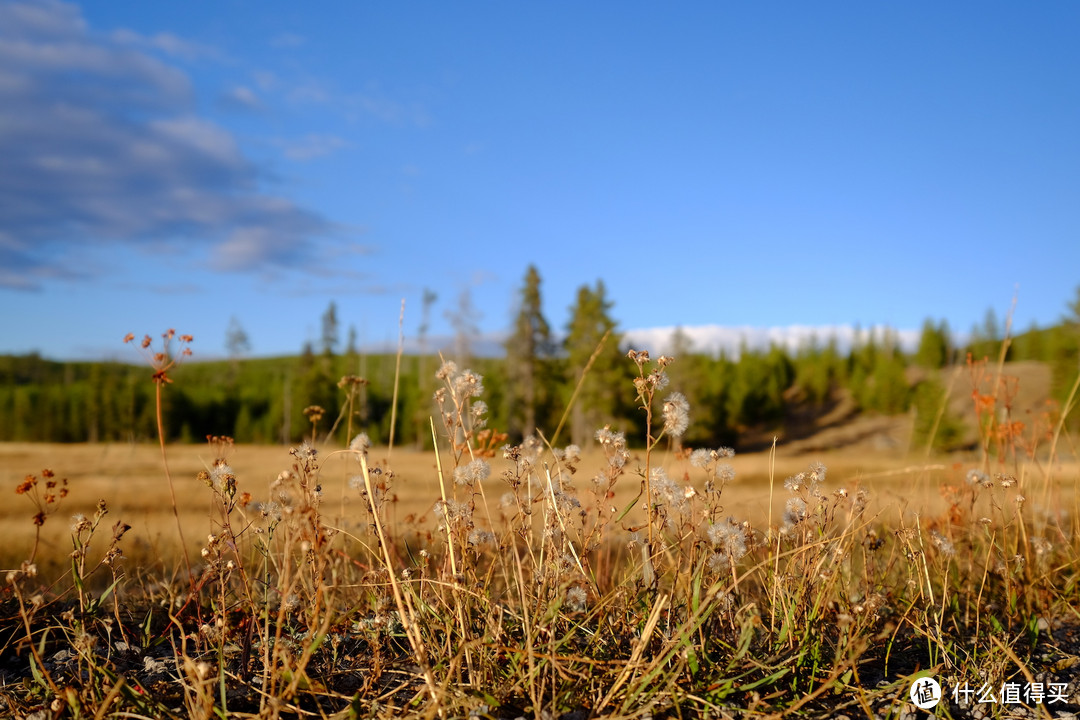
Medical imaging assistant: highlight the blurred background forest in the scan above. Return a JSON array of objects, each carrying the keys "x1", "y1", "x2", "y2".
[{"x1": 3, "y1": 268, "x2": 1079, "y2": 454}]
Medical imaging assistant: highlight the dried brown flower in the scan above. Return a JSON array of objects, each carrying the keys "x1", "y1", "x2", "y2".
[{"x1": 15, "y1": 475, "x2": 34, "y2": 495}]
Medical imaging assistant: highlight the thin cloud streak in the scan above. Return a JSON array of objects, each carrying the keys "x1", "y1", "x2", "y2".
[
  {"x1": 357, "y1": 324, "x2": 920, "y2": 360},
  {"x1": 625, "y1": 324, "x2": 921, "y2": 358},
  {"x1": 218, "y1": 85, "x2": 264, "y2": 112},
  {"x1": 111, "y1": 27, "x2": 219, "y2": 61},
  {"x1": 272, "y1": 133, "x2": 351, "y2": 161}
]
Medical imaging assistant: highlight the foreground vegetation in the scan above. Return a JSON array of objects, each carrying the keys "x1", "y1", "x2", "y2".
[{"x1": 2, "y1": 329, "x2": 1080, "y2": 719}]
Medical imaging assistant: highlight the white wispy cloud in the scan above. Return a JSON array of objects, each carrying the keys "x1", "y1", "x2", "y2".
[
  {"x1": 0, "y1": 0, "x2": 347, "y2": 289},
  {"x1": 111, "y1": 27, "x2": 218, "y2": 61},
  {"x1": 349, "y1": 323, "x2": 920, "y2": 360},
  {"x1": 218, "y1": 85, "x2": 263, "y2": 112},
  {"x1": 624, "y1": 324, "x2": 921, "y2": 358},
  {"x1": 272, "y1": 133, "x2": 351, "y2": 161}
]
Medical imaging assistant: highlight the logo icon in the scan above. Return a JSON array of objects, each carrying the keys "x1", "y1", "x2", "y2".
[{"x1": 910, "y1": 677, "x2": 942, "y2": 709}]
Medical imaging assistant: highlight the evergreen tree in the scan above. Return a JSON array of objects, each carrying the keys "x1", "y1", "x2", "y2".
[
  {"x1": 1067, "y1": 285, "x2": 1080, "y2": 330},
  {"x1": 870, "y1": 347, "x2": 909, "y2": 414},
  {"x1": 87, "y1": 362, "x2": 102, "y2": 442},
  {"x1": 969, "y1": 306, "x2": 1004, "y2": 362},
  {"x1": 701, "y1": 353, "x2": 739, "y2": 446},
  {"x1": 321, "y1": 301, "x2": 339, "y2": 357},
  {"x1": 725, "y1": 343, "x2": 794, "y2": 432},
  {"x1": 848, "y1": 327, "x2": 879, "y2": 409},
  {"x1": 504, "y1": 265, "x2": 554, "y2": 439},
  {"x1": 564, "y1": 281, "x2": 623, "y2": 446},
  {"x1": 1011, "y1": 320, "x2": 1044, "y2": 361},
  {"x1": 298, "y1": 339, "x2": 337, "y2": 442},
  {"x1": 793, "y1": 334, "x2": 838, "y2": 405},
  {"x1": 414, "y1": 289, "x2": 438, "y2": 449},
  {"x1": 225, "y1": 316, "x2": 251, "y2": 387},
  {"x1": 984, "y1": 307, "x2": 1001, "y2": 343},
  {"x1": 446, "y1": 287, "x2": 480, "y2": 364},
  {"x1": 861, "y1": 328, "x2": 910, "y2": 414},
  {"x1": 1050, "y1": 286, "x2": 1080, "y2": 414},
  {"x1": 915, "y1": 318, "x2": 951, "y2": 369},
  {"x1": 911, "y1": 377, "x2": 966, "y2": 453},
  {"x1": 346, "y1": 324, "x2": 358, "y2": 358},
  {"x1": 225, "y1": 316, "x2": 252, "y2": 360}
]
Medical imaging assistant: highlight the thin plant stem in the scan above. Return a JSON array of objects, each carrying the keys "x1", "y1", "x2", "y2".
[
  {"x1": 156, "y1": 381, "x2": 192, "y2": 581},
  {"x1": 549, "y1": 329, "x2": 611, "y2": 447},
  {"x1": 431, "y1": 418, "x2": 459, "y2": 578},
  {"x1": 388, "y1": 299, "x2": 405, "y2": 462},
  {"x1": 644, "y1": 394, "x2": 655, "y2": 555},
  {"x1": 358, "y1": 451, "x2": 443, "y2": 710}
]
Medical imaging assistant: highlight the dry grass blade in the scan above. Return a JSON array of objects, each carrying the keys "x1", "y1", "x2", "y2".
[
  {"x1": 599, "y1": 592, "x2": 668, "y2": 711},
  {"x1": 549, "y1": 329, "x2": 611, "y2": 448}
]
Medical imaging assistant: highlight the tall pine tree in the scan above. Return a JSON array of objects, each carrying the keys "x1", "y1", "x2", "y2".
[
  {"x1": 915, "y1": 318, "x2": 952, "y2": 369},
  {"x1": 504, "y1": 265, "x2": 554, "y2": 439},
  {"x1": 564, "y1": 281, "x2": 623, "y2": 447}
]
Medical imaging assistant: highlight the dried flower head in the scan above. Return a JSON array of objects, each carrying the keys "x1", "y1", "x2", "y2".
[
  {"x1": 649, "y1": 467, "x2": 690, "y2": 514},
  {"x1": 470, "y1": 400, "x2": 489, "y2": 428},
  {"x1": 595, "y1": 426, "x2": 629, "y2": 469},
  {"x1": 467, "y1": 528, "x2": 496, "y2": 548},
  {"x1": 784, "y1": 473, "x2": 805, "y2": 492},
  {"x1": 596, "y1": 427, "x2": 624, "y2": 447},
  {"x1": 70, "y1": 514, "x2": 91, "y2": 534},
  {"x1": 126, "y1": 329, "x2": 193, "y2": 383},
  {"x1": 566, "y1": 586, "x2": 587, "y2": 612},
  {"x1": 291, "y1": 441, "x2": 317, "y2": 462},
  {"x1": 930, "y1": 530, "x2": 956, "y2": 557},
  {"x1": 15, "y1": 474, "x2": 35, "y2": 495},
  {"x1": 260, "y1": 501, "x2": 283, "y2": 524},
  {"x1": 349, "y1": 433, "x2": 371, "y2": 454},
  {"x1": 690, "y1": 449, "x2": 710, "y2": 468},
  {"x1": 707, "y1": 518, "x2": 748, "y2": 561},
  {"x1": 662, "y1": 392, "x2": 690, "y2": 437},
  {"x1": 648, "y1": 370, "x2": 670, "y2": 392},
  {"x1": 454, "y1": 459, "x2": 491, "y2": 486},
  {"x1": 436, "y1": 360, "x2": 458, "y2": 381},
  {"x1": 783, "y1": 497, "x2": 807, "y2": 527},
  {"x1": 453, "y1": 370, "x2": 485, "y2": 399}
]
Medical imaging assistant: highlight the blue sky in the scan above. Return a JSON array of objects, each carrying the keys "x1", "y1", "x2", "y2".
[{"x1": 1, "y1": 1, "x2": 1078, "y2": 360}]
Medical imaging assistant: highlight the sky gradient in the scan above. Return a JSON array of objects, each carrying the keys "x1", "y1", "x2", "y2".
[{"x1": 2, "y1": 1, "x2": 1078, "y2": 361}]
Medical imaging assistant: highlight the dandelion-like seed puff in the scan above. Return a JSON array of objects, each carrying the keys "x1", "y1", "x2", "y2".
[{"x1": 662, "y1": 392, "x2": 689, "y2": 437}]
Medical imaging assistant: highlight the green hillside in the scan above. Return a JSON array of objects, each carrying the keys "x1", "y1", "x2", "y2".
[{"x1": 2, "y1": 315, "x2": 1077, "y2": 452}]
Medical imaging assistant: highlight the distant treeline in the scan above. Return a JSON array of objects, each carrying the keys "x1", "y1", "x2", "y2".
[{"x1": 3, "y1": 272, "x2": 1079, "y2": 450}]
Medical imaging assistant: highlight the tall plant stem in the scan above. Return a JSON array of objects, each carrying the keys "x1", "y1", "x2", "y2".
[
  {"x1": 156, "y1": 381, "x2": 192, "y2": 580},
  {"x1": 387, "y1": 299, "x2": 405, "y2": 462},
  {"x1": 550, "y1": 329, "x2": 611, "y2": 448},
  {"x1": 644, "y1": 402, "x2": 655, "y2": 552}
]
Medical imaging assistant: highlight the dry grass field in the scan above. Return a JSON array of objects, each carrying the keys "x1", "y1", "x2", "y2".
[
  {"x1": 3, "y1": 352, "x2": 1079, "y2": 719},
  {"x1": 7, "y1": 439, "x2": 1065, "y2": 580}
]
